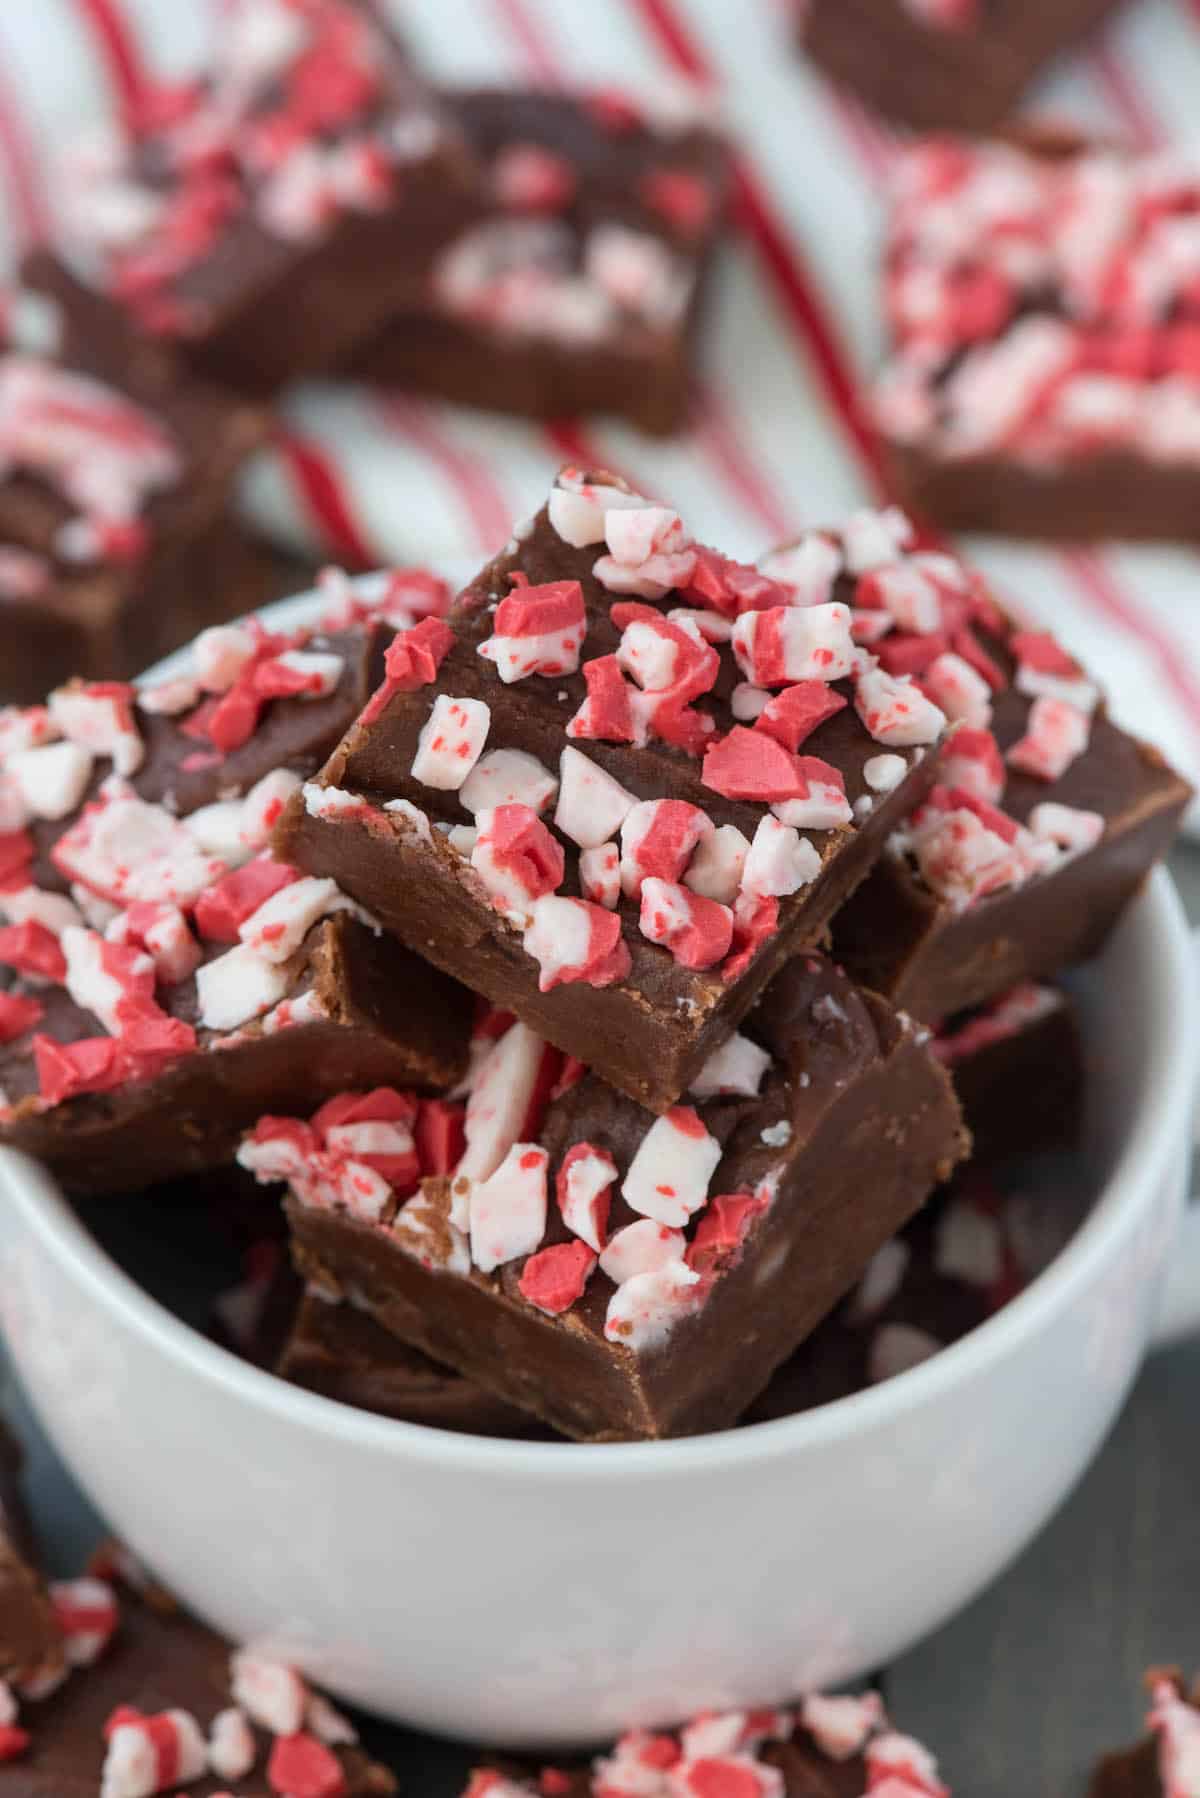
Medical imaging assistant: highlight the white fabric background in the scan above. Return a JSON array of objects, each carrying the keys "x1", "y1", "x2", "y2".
[{"x1": 1, "y1": 0, "x2": 1198, "y2": 826}]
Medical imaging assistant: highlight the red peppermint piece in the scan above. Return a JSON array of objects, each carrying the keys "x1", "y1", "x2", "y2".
[
  {"x1": 722, "y1": 892, "x2": 778, "y2": 984},
  {"x1": 556, "y1": 1141, "x2": 617, "y2": 1251},
  {"x1": 34, "y1": 1033, "x2": 123, "y2": 1105},
  {"x1": 477, "y1": 804, "x2": 565, "y2": 902},
  {"x1": 184, "y1": 679, "x2": 262, "y2": 755},
  {"x1": 0, "y1": 1726, "x2": 30, "y2": 1762},
  {"x1": 193, "y1": 860, "x2": 301, "y2": 942},
  {"x1": 103, "y1": 1705, "x2": 145, "y2": 1740},
  {"x1": 363, "y1": 615, "x2": 457, "y2": 727},
  {"x1": 567, "y1": 654, "x2": 635, "y2": 742},
  {"x1": 0, "y1": 920, "x2": 67, "y2": 983},
  {"x1": 1009, "y1": 630, "x2": 1080, "y2": 678},
  {"x1": 639, "y1": 880, "x2": 733, "y2": 970},
  {"x1": 267, "y1": 1731, "x2": 347, "y2": 1798},
  {"x1": 702, "y1": 727, "x2": 808, "y2": 803},
  {"x1": 877, "y1": 631, "x2": 950, "y2": 679},
  {"x1": 685, "y1": 1758, "x2": 763, "y2": 1798},
  {"x1": 0, "y1": 990, "x2": 42, "y2": 1043},
  {"x1": 687, "y1": 1193, "x2": 768, "y2": 1279},
  {"x1": 684, "y1": 548, "x2": 789, "y2": 620},
  {"x1": 0, "y1": 828, "x2": 34, "y2": 886},
  {"x1": 524, "y1": 896, "x2": 632, "y2": 991},
  {"x1": 637, "y1": 168, "x2": 713, "y2": 237},
  {"x1": 754, "y1": 681, "x2": 847, "y2": 752},
  {"x1": 939, "y1": 726, "x2": 1005, "y2": 802},
  {"x1": 922, "y1": 784, "x2": 1020, "y2": 844},
  {"x1": 518, "y1": 1239, "x2": 598, "y2": 1315},
  {"x1": 951, "y1": 624, "x2": 1006, "y2": 693},
  {"x1": 312, "y1": 1088, "x2": 419, "y2": 1135},
  {"x1": 495, "y1": 581, "x2": 584, "y2": 643},
  {"x1": 115, "y1": 1002, "x2": 197, "y2": 1075},
  {"x1": 539, "y1": 1771, "x2": 573, "y2": 1797},
  {"x1": 415, "y1": 1098, "x2": 467, "y2": 1176},
  {"x1": 611, "y1": 602, "x2": 719, "y2": 704}
]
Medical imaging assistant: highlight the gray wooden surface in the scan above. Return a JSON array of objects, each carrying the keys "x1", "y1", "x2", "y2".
[{"x1": 5, "y1": 846, "x2": 1199, "y2": 1797}]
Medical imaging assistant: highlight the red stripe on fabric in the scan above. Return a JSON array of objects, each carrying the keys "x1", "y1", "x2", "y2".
[
  {"x1": 377, "y1": 396, "x2": 512, "y2": 555},
  {"x1": 72, "y1": 0, "x2": 150, "y2": 129},
  {"x1": 486, "y1": 0, "x2": 562, "y2": 83},
  {"x1": 0, "y1": 59, "x2": 50, "y2": 249},
  {"x1": 693, "y1": 387, "x2": 796, "y2": 540},
  {"x1": 624, "y1": 0, "x2": 889, "y2": 494},
  {"x1": 274, "y1": 432, "x2": 375, "y2": 568},
  {"x1": 1087, "y1": 44, "x2": 1163, "y2": 151},
  {"x1": 1062, "y1": 550, "x2": 1200, "y2": 742}
]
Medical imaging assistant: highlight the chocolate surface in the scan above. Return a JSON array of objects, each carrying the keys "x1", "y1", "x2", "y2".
[
  {"x1": 801, "y1": 0, "x2": 1126, "y2": 133},
  {"x1": 934, "y1": 982, "x2": 1082, "y2": 1164},
  {"x1": 12, "y1": 1579, "x2": 395, "y2": 1797},
  {"x1": 350, "y1": 87, "x2": 730, "y2": 436},
  {"x1": 279, "y1": 475, "x2": 941, "y2": 1112},
  {"x1": 282, "y1": 954, "x2": 967, "y2": 1441},
  {"x1": 0, "y1": 1419, "x2": 63, "y2": 1689}
]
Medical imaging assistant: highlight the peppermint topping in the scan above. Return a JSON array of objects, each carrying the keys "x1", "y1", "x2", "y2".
[
  {"x1": 460, "y1": 747, "x2": 558, "y2": 817},
  {"x1": 479, "y1": 580, "x2": 587, "y2": 682},
  {"x1": 557, "y1": 1142, "x2": 618, "y2": 1252},
  {"x1": 622, "y1": 1106, "x2": 721, "y2": 1228},
  {"x1": 690, "y1": 1032, "x2": 771, "y2": 1098},
  {"x1": 603, "y1": 1259, "x2": 701, "y2": 1349},
  {"x1": 599, "y1": 1219, "x2": 687, "y2": 1285},
  {"x1": 524, "y1": 893, "x2": 631, "y2": 990},
  {"x1": 469, "y1": 1143, "x2": 549, "y2": 1272},
  {"x1": 411, "y1": 695, "x2": 491, "y2": 789},
  {"x1": 101, "y1": 1708, "x2": 207, "y2": 1797}
]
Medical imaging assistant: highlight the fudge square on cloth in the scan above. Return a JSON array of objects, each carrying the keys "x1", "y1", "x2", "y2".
[
  {"x1": 1089, "y1": 1671, "x2": 1200, "y2": 1798},
  {"x1": 0, "y1": 257, "x2": 270, "y2": 706},
  {"x1": 464, "y1": 1687, "x2": 945, "y2": 1798},
  {"x1": 276, "y1": 471, "x2": 951, "y2": 1112},
  {"x1": 2, "y1": 1537, "x2": 395, "y2": 1795},
  {"x1": 812, "y1": 519, "x2": 1191, "y2": 1021},
  {"x1": 52, "y1": 0, "x2": 479, "y2": 396},
  {"x1": 347, "y1": 85, "x2": 731, "y2": 437},
  {"x1": 877, "y1": 131, "x2": 1200, "y2": 544},
  {"x1": 240, "y1": 954, "x2": 967, "y2": 1442},
  {"x1": 0, "y1": 571, "x2": 472, "y2": 1197},
  {"x1": 800, "y1": 0, "x2": 1125, "y2": 136}
]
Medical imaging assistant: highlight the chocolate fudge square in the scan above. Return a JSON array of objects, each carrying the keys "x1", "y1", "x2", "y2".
[
  {"x1": 242, "y1": 955, "x2": 966, "y2": 1442},
  {"x1": 877, "y1": 132, "x2": 1200, "y2": 543},
  {"x1": 0, "y1": 1419, "x2": 64, "y2": 1693},
  {"x1": 0, "y1": 257, "x2": 276, "y2": 705},
  {"x1": 801, "y1": 0, "x2": 1127, "y2": 135},
  {"x1": 1089, "y1": 1671, "x2": 1200, "y2": 1798},
  {"x1": 10, "y1": 1556, "x2": 394, "y2": 1795},
  {"x1": 277, "y1": 472, "x2": 950, "y2": 1111},
  {"x1": 54, "y1": 0, "x2": 479, "y2": 395},
  {"x1": 349, "y1": 86, "x2": 730, "y2": 436},
  {"x1": 0, "y1": 575, "x2": 471, "y2": 1195}
]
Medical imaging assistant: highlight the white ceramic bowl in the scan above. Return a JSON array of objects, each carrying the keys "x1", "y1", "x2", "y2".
[{"x1": 1, "y1": 861, "x2": 1196, "y2": 1747}]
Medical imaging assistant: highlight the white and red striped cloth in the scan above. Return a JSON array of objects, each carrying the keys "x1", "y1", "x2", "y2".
[{"x1": 0, "y1": 0, "x2": 1198, "y2": 826}]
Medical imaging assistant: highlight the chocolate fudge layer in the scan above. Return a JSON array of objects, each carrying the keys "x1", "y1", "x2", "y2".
[
  {"x1": 278, "y1": 1289, "x2": 551, "y2": 1437},
  {"x1": 278, "y1": 474, "x2": 950, "y2": 1112},
  {"x1": 245, "y1": 955, "x2": 966, "y2": 1442},
  {"x1": 464, "y1": 1691, "x2": 941, "y2": 1798},
  {"x1": 877, "y1": 134, "x2": 1200, "y2": 542},
  {"x1": 9, "y1": 1560, "x2": 394, "y2": 1795},
  {"x1": 801, "y1": 0, "x2": 1126, "y2": 135},
  {"x1": 933, "y1": 981, "x2": 1082, "y2": 1163},
  {"x1": 0, "y1": 1420, "x2": 63, "y2": 1692},
  {"x1": 0, "y1": 573, "x2": 471, "y2": 1194},
  {"x1": 54, "y1": 0, "x2": 479, "y2": 395},
  {"x1": 0, "y1": 258, "x2": 272, "y2": 704},
  {"x1": 1089, "y1": 1671, "x2": 1200, "y2": 1798},
  {"x1": 350, "y1": 87, "x2": 729, "y2": 436}
]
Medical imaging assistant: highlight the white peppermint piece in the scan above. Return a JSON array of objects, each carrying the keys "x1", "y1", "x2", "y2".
[
  {"x1": 559, "y1": 1146, "x2": 617, "y2": 1252},
  {"x1": 848, "y1": 1238, "x2": 911, "y2": 1323},
  {"x1": 469, "y1": 1142, "x2": 548, "y2": 1273},
  {"x1": 324, "y1": 1120, "x2": 415, "y2": 1165},
  {"x1": 61, "y1": 926, "x2": 151, "y2": 1033},
  {"x1": 731, "y1": 603, "x2": 855, "y2": 686},
  {"x1": 547, "y1": 476, "x2": 646, "y2": 547},
  {"x1": 617, "y1": 618, "x2": 684, "y2": 691},
  {"x1": 196, "y1": 945, "x2": 291, "y2": 1032},
  {"x1": 842, "y1": 506, "x2": 915, "y2": 573},
  {"x1": 579, "y1": 841, "x2": 621, "y2": 909},
  {"x1": 603, "y1": 504, "x2": 688, "y2": 565},
  {"x1": 771, "y1": 780, "x2": 853, "y2": 831},
  {"x1": 690, "y1": 1031, "x2": 772, "y2": 1099},
  {"x1": 55, "y1": 787, "x2": 227, "y2": 908},
  {"x1": 192, "y1": 623, "x2": 258, "y2": 692},
  {"x1": 680, "y1": 1712, "x2": 751, "y2": 1759},
  {"x1": 393, "y1": 1189, "x2": 471, "y2": 1277},
  {"x1": 208, "y1": 1708, "x2": 256, "y2": 1782},
  {"x1": 730, "y1": 682, "x2": 770, "y2": 722},
  {"x1": 922, "y1": 652, "x2": 992, "y2": 729},
  {"x1": 863, "y1": 753, "x2": 907, "y2": 793},
  {"x1": 523, "y1": 894, "x2": 597, "y2": 989},
  {"x1": 758, "y1": 533, "x2": 842, "y2": 606},
  {"x1": 684, "y1": 824, "x2": 750, "y2": 905},
  {"x1": 102, "y1": 1711, "x2": 205, "y2": 1798},
  {"x1": 240, "y1": 768, "x2": 304, "y2": 848},
  {"x1": 554, "y1": 746, "x2": 637, "y2": 848},
  {"x1": 136, "y1": 675, "x2": 200, "y2": 716},
  {"x1": 184, "y1": 799, "x2": 255, "y2": 864},
  {"x1": 622, "y1": 1109, "x2": 722, "y2": 1228},
  {"x1": 667, "y1": 606, "x2": 732, "y2": 642},
  {"x1": 865, "y1": 563, "x2": 942, "y2": 635},
  {"x1": 599, "y1": 1219, "x2": 687, "y2": 1286},
  {"x1": 305, "y1": 1691, "x2": 358, "y2": 1746},
  {"x1": 868, "y1": 1323, "x2": 941, "y2": 1384},
  {"x1": 411, "y1": 695, "x2": 490, "y2": 790},
  {"x1": 459, "y1": 747, "x2": 558, "y2": 817},
  {"x1": 800, "y1": 1694, "x2": 885, "y2": 1762},
  {"x1": 603, "y1": 1259, "x2": 700, "y2": 1351},
  {"x1": 48, "y1": 686, "x2": 143, "y2": 776},
  {"x1": 7, "y1": 740, "x2": 93, "y2": 820},
  {"x1": 457, "y1": 1020, "x2": 547, "y2": 1188},
  {"x1": 229, "y1": 1649, "x2": 306, "y2": 1735},
  {"x1": 270, "y1": 648, "x2": 344, "y2": 696},
  {"x1": 239, "y1": 874, "x2": 348, "y2": 962},
  {"x1": 0, "y1": 884, "x2": 82, "y2": 936},
  {"x1": 1028, "y1": 801, "x2": 1105, "y2": 857},
  {"x1": 1015, "y1": 663, "x2": 1100, "y2": 715},
  {"x1": 383, "y1": 796, "x2": 432, "y2": 840},
  {"x1": 742, "y1": 815, "x2": 822, "y2": 897},
  {"x1": 855, "y1": 667, "x2": 946, "y2": 748},
  {"x1": 446, "y1": 823, "x2": 477, "y2": 856},
  {"x1": 935, "y1": 1201, "x2": 1004, "y2": 1289},
  {"x1": 304, "y1": 781, "x2": 371, "y2": 821}
]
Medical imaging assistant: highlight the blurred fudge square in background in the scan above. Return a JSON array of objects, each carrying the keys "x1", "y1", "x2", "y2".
[
  {"x1": 347, "y1": 85, "x2": 731, "y2": 436},
  {"x1": 800, "y1": 0, "x2": 1127, "y2": 134},
  {"x1": 876, "y1": 131, "x2": 1200, "y2": 544}
]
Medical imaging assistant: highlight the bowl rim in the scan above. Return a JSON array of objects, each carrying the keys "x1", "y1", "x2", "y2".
[{"x1": 3, "y1": 580, "x2": 1195, "y2": 1482}]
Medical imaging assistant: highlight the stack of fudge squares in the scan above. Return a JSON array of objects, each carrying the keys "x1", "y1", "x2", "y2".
[
  {"x1": 0, "y1": 464, "x2": 1187, "y2": 1442},
  {"x1": 2, "y1": 0, "x2": 730, "y2": 701}
]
